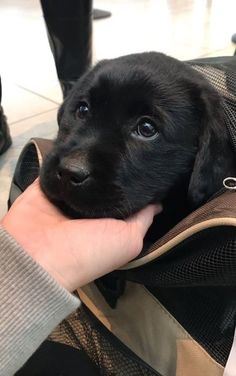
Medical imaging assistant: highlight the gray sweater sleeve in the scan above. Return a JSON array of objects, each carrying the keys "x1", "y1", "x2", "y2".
[{"x1": 0, "y1": 225, "x2": 80, "y2": 375}]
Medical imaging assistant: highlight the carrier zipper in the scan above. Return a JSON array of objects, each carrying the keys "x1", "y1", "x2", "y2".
[
  {"x1": 223, "y1": 177, "x2": 236, "y2": 190},
  {"x1": 207, "y1": 178, "x2": 236, "y2": 203}
]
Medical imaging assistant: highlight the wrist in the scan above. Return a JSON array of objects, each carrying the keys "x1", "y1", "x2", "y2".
[{"x1": 0, "y1": 219, "x2": 73, "y2": 291}]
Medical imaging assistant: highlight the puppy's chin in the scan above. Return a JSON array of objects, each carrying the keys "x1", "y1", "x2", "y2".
[{"x1": 49, "y1": 198, "x2": 133, "y2": 220}]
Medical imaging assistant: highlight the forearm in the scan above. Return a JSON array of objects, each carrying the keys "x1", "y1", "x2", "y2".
[{"x1": 0, "y1": 225, "x2": 80, "y2": 375}]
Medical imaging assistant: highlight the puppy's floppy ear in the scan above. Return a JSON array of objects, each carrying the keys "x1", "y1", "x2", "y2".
[
  {"x1": 188, "y1": 82, "x2": 231, "y2": 208},
  {"x1": 57, "y1": 104, "x2": 65, "y2": 126}
]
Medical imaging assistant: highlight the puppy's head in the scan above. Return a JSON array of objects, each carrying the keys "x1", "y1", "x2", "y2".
[{"x1": 40, "y1": 52, "x2": 229, "y2": 218}]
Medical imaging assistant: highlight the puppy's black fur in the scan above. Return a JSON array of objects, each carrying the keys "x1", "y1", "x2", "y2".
[{"x1": 40, "y1": 52, "x2": 236, "y2": 238}]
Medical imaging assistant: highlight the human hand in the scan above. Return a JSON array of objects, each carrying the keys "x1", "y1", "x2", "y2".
[{"x1": 1, "y1": 179, "x2": 162, "y2": 292}]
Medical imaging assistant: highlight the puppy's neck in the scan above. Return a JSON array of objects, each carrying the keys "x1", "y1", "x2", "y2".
[{"x1": 146, "y1": 180, "x2": 191, "y2": 242}]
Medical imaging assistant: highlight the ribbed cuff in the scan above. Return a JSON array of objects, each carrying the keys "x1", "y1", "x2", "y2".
[{"x1": 0, "y1": 225, "x2": 80, "y2": 375}]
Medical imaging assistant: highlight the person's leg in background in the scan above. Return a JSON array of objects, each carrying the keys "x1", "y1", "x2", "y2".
[
  {"x1": 0, "y1": 1, "x2": 110, "y2": 155},
  {"x1": 0, "y1": 77, "x2": 12, "y2": 155},
  {"x1": 40, "y1": 0, "x2": 93, "y2": 99}
]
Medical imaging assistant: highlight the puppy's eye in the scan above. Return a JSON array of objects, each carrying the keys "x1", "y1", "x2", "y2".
[
  {"x1": 134, "y1": 119, "x2": 159, "y2": 140},
  {"x1": 76, "y1": 101, "x2": 89, "y2": 119}
]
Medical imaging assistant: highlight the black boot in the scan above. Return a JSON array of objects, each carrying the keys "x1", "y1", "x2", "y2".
[
  {"x1": 0, "y1": 78, "x2": 12, "y2": 155},
  {"x1": 0, "y1": 107, "x2": 12, "y2": 155},
  {"x1": 40, "y1": 0, "x2": 93, "y2": 98}
]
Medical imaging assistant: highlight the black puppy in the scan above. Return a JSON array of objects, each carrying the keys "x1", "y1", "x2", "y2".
[{"x1": 40, "y1": 52, "x2": 235, "y2": 236}]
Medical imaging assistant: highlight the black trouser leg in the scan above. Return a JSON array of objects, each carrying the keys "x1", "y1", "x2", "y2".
[
  {"x1": 0, "y1": 77, "x2": 12, "y2": 155},
  {"x1": 40, "y1": 0, "x2": 93, "y2": 98}
]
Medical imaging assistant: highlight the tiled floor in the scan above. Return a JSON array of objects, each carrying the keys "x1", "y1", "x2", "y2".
[{"x1": 0, "y1": 0, "x2": 236, "y2": 218}]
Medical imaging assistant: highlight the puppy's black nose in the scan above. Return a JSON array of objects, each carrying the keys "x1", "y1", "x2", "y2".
[{"x1": 57, "y1": 157, "x2": 90, "y2": 186}]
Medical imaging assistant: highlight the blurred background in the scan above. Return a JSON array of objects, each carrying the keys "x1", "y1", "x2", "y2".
[{"x1": 0, "y1": 0, "x2": 236, "y2": 217}]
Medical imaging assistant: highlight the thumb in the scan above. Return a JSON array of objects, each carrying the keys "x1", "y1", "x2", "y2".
[{"x1": 125, "y1": 203, "x2": 163, "y2": 259}]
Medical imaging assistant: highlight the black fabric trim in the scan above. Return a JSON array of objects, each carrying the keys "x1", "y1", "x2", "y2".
[{"x1": 15, "y1": 340, "x2": 100, "y2": 376}]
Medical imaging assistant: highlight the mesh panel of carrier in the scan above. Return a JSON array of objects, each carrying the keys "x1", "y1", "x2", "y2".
[
  {"x1": 125, "y1": 227, "x2": 236, "y2": 287},
  {"x1": 50, "y1": 306, "x2": 161, "y2": 376}
]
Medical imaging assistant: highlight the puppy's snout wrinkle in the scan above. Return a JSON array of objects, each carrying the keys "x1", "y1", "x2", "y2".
[{"x1": 57, "y1": 156, "x2": 90, "y2": 186}]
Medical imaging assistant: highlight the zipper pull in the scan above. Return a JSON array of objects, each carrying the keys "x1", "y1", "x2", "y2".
[{"x1": 223, "y1": 177, "x2": 236, "y2": 190}]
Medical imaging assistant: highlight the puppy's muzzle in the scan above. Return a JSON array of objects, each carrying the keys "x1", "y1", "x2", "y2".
[{"x1": 57, "y1": 155, "x2": 90, "y2": 188}]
